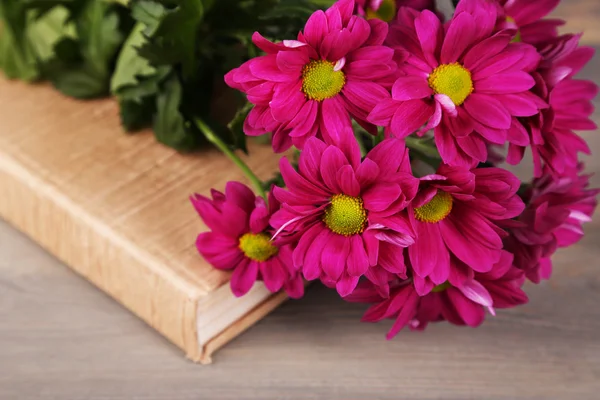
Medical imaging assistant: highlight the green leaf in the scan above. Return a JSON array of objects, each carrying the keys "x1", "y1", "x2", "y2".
[
  {"x1": 115, "y1": 65, "x2": 170, "y2": 101},
  {"x1": 0, "y1": 1, "x2": 37, "y2": 80},
  {"x1": 119, "y1": 96, "x2": 155, "y2": 131},
  {"x1": 110, "y1": 21, "x2": 156, "y2": 93},
  {"x1": 26, "y1": 6, "x2": 76, "y2": 63},
  {"x1": 134, "y1": 0, "x2": 204, "y2": 78},
  {"x1": 0, "y1": 27, "x2": 39, "y2": 80},
  {"x1": 39, "y1": 1, "x2": 125, "y2": 99},
  {"x1": 227, "y1": 101, "x2": 252, "y2": 153},
  {"x1": 130, "y1": 1, "x2": 166, "y2": 35},
  {"x1": 49, "y1": 65, "x2": 108, "y2": 98},
  {"x1": 154, "y1": 74, "x2": 200, "y2": 150},
  {"x1": 76, "y1": 1, "x2": 123, "y2": 77}
]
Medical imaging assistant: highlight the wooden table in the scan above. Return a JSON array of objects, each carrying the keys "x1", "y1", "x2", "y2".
[{"x1": 1, "y1": 1, "x2": 599, "y2": 398}]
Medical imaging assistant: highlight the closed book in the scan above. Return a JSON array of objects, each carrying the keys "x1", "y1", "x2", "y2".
[{"x1": 0, "y1": 78, "x2": 287, "y2": 364}]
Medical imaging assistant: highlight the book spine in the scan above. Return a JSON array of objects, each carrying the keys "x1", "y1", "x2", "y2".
[{"x1": 0, "y1": 149, "x2": 204, "y2": 360}]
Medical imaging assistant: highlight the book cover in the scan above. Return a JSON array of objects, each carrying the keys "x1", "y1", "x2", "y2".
[{"x1": 0, "y1": 77, "x2": 287, "y2": 363}]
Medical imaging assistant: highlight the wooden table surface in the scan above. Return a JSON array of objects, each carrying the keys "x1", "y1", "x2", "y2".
[{"x1": 1, "y1": 1, "x2": 599, "y2": 399}]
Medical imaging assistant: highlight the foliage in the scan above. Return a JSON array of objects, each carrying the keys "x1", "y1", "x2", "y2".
[{"x1": 0, "y1": 0, "x2": 333, "y2": 151}]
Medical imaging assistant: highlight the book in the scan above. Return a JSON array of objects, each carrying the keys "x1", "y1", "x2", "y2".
[{"x1": 0, "y1": 77, "x2": 288, "y2": 364}]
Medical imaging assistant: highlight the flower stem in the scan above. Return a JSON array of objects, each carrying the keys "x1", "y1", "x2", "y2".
[
  {"x1": 405, "y1": 136, "x2": 442, "y2": 170},
  {"x1": 405, "y1": 136, "x2": 440, "y2": 158},
  {"x1": 193, "y1": 117, "x2": 267, "y2": 200}
]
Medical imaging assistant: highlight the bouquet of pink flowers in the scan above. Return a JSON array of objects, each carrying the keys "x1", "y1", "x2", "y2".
[{"x1": 191, "y1": 0, "x2": 598, "y2": 338}]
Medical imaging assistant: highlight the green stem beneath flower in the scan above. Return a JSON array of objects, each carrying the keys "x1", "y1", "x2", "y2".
[
  {"x1": 193, "y1": 117, "x2": 267, "y2": 200},
  {"x1": 405, "y1": 135, "x2": 442, "y2": 170},
  {"x1": 405, "y1": 136, "x2": 440, "y2": 158}
]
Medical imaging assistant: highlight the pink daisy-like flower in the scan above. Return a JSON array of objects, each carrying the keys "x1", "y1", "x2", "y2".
[
  {"x1": 270, "y1": 134, "x2": 419, "y2": 296},
  {"x1": 368, "y1": 0, "x2": 543, "y2": 167},
  {"x1": 407, "y1": 164, "x2": 524, "y2": 291},
  {"x1": 355, "y1": 0, "x2": 436, "y2": 22},
  {"x1": 496, "y1": 0, "x2": 564, "y2": 46},
  {"x1": 225, "y1": 0, "x2": 397, "y2": 152},
  {"x1": 191, "y1": 182, "x2": 304, "y2": 298},
  {"x1": 347, "y1": 251, "x2": 528, "y2": 339},
  {"x1": 505, "y1": 166, "x2": 599, "y2": 283},
  {"x1": 506, "y1": 34, "x2": 597, "y2": 177}
]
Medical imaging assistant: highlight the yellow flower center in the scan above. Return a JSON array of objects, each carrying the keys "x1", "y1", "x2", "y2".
[
  {"x1": 323, "y1": 194, "x2": 367, "y2": 236},
  {"x1": 238, "y1": 232, "x2": 278, "y2": 262},
  {"x1": 428, "y1": 63, "x2": 474, "y2": 106},
  {"x1": 505, "y1": 16, "x2": 521, "y2": 42},
  {"x1": 302, "y1": 60, "x2": 346, "y2": 101},
  {"x1": 432, "y1": 281, "x2": 451, "y2": 293},
  {"x1": 365, "y1": 0, "x2": 396, "y2": 22},
  {"x1": 414, "y1": 191, "x2": 453, "y2": 223}
]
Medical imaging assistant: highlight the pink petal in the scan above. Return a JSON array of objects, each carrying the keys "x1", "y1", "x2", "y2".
[
  {"x1": 337, "y1": 165, "x2": 360, "y2": 197},
  {"x1": 320, "y1": 97, "x2": 352, "y2": 145},
  {"x1": 280, "y1": 157, "x2": 330, "y2": 200},
  {"x1": 366, "y1": 137, "x2": 409, "y2": 174},
  {"x1": 283, "y1": 275, "x2": 305, "y2": 299},
  {"x1": 476, "y1": 72, "x2": 535, "y2": 94},
  {"x1": 506, "y1": 0, "x2": 559, "y2": 26},
  {"x1": 463, "y1": 93, "x2": 511, "y2": 129},
  {"x1": 276, "y1": 50, "x2": 308, "y2": 74},
  {"x1": 270, "y1": 81, "x2": 306, "y2": 122},
  {"x1": 440, "y1": 215, "x2": 500, "y2": 272},
  {"x1": 292, "y1": 223, "x2": 322, "y2": 268},
  {"x1": 355, "y1": 158, "x2": 380, "y2": 187},
  {"x1": 458, "y1": 279, "x2": 494, "y2": 312},
  {"x1": 249, "y1": 55, "x2": 294, "y2": 82},
  {"x1": 347, "y1": 235, "x2": 369, "y2": 276},
  {"x1": 336, "y1": 274, "x2": 360, "y2": 297},
  {"x1": 386, "y1": 289, "x2": 419, "y2": 339},
  {"x1": 230, "y1": 260, "x2": 259, "y2": 297},
  {"x1": 298, "y1": 137, "x2": 328, "y2": 182},
  {"x1": 252, "y1": 32, "x2": 286, "y2": 54},
  {"x1": 408, "y1": 219, "x2": 450, "y2": 279},
  {"x1": 260, "y1": 258, "x2": 286, "y2": 292},
  {"x1": 225, "y1": 181, "x2": 256, "y2": 213},
  {"x1": 303, "y1": 10, "x2": 328, "y2": 50},
  {"x1": 302, "y1": 227, "x2": 330, "y2": 280},
  {"x1": 441, "y1": 12, "x2": 476, "y2": 64},
  {"x1": 321, "y1": 234, "x2": 350, "y2": 281},
  {"x1": 377, "y1": 243, "x2": 406, "y2": 275},
  {"x1": 392, "y1": 76, "x2": 432, "y2": 101},
  {"x1": 368, "y1": 98, "x2": 400, "y2": 126},
  {"x1": 390, "y1": 100, "x2": 435, "y2": 137},
  {"x1": 446, "y1": 287, "x2": 486, "y2": 327},
  {"x1": 195, "y1": 232, "x2": 243, "y2": 270},
  {"x1": 435, "y1": 94, "x2": 457, "y2": 117},
  {"x1": 463, "y1": 34, "x2": 510, "y2": 71},
  {"x1": 249, "y1": 205, "x2": 270, "y2": 233},
  {"x1": 414, "y1": 10, "x2": 443, "y2": 69},
  {"x1": 343, "y1": 81, "x2": 390, "y2": 117},
  {"x1": 320, "y1": 145, "x2": 349, "y2": 192},
  {"x1": 287, "y1": 99, "x2": 319, "y2": 138},
  {"x1": 363, "y1": 183, "x2": 401, "y2": 212}
]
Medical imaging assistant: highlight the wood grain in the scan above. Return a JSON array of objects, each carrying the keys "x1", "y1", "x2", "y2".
[{"x1": 0, "y1": 0, "x2": 599, "y2": 398}]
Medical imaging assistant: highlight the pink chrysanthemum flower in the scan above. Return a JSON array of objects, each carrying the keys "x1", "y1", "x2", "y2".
[
  {"x1": 505, "y1": 166, "x2": 599, "y2": 283},
  {"x1": 496, "y1": 0, "x2": 564, "y2": 46},
  {"x1": 347, "y1": 251, "x2": 528, "y2": 338},
  {"x1": 355, "y1": 0, "x2": 436, "y2": 22},
  {"x1": 225, "y1": 0, "x2": 397, "y2": 152},
  {"x1": 191, "y1": 182, "x2": 304, "y2": 298},
  {"x1": 368, "y1": 0, "x2": 543, "y2": 167},
  {"x1": 407, "y1": 164, "x2": 524, "y2": 291},
  {"x1": 270, "y1": 135, "x2": 419, "y2": 296},
  {"x1": 506, "y1": 34, "x2": 597, "y2": 177}
]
